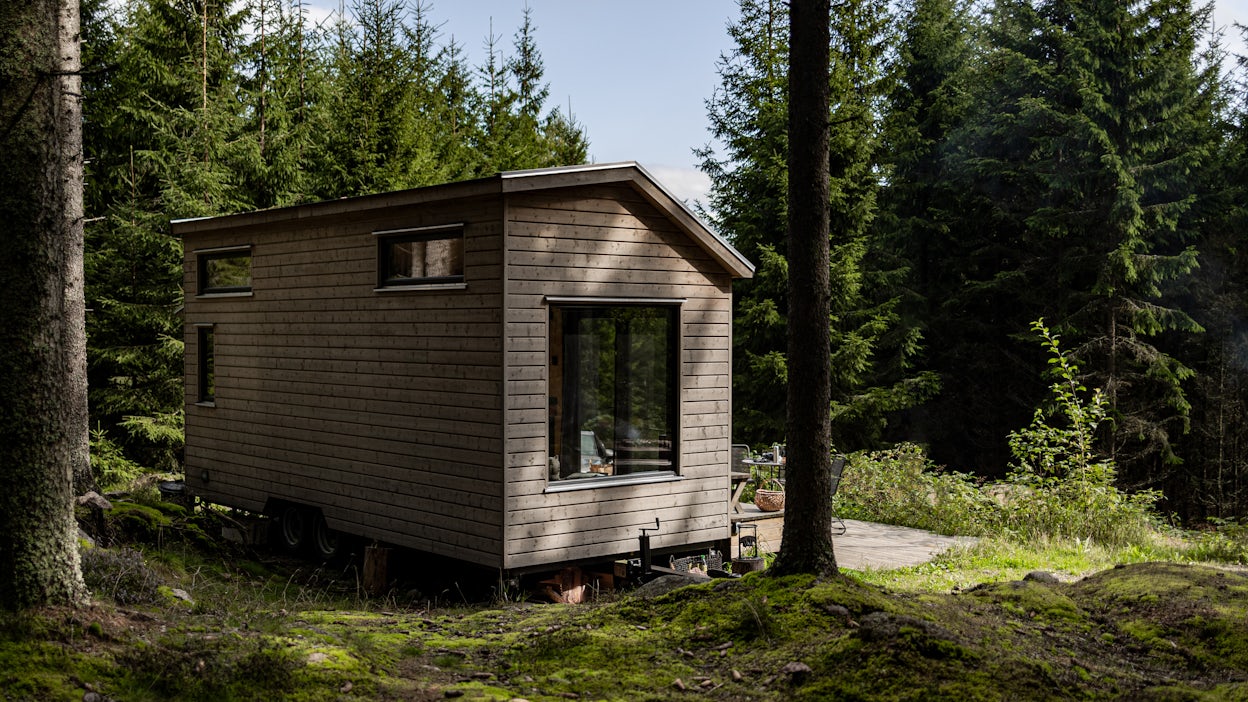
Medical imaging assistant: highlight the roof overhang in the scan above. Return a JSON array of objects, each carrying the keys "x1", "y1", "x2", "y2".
[{"x1": 173, "y1": 162, "x2": 754, "y2": 279}]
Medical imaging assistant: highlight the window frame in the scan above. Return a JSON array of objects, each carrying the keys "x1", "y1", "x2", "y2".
[
  {"x1": 196, "y1": 324, "x2": 215, "y2": 406},
  {"x1": 196, "y1": 245, "x2": 253, "y2": 297},
  {"x1": 544, "y1": 297, "x2": 685, "y2": 492},
  {"x1": 374, "y1": 224, "x2": 466, "y2": 291}
]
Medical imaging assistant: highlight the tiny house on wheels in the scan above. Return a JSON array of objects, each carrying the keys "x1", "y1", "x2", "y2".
[{"x1": 176, "y1": 162, "x2": 754, "y2": 574}]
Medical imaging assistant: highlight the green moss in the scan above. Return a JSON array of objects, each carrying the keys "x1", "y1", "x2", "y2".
[{"x1": 966, "y1": 579, "x2": 1085, "y2": 624}]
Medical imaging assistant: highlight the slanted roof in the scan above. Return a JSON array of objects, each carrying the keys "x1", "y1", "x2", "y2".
[{"x1": 172, "y1": 162, "x2": 754, "y2": 279}]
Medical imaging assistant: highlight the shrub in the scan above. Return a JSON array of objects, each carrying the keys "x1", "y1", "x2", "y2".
[
  {"x1": 81, "y1": 547, "x2": 164, "y2": 606},
  {"x1": 836, "y1": 444, "x2": 999, "y2": 537},
  {"x1": 1001, "y1": 320, "x2": 1161, "y2": 547}
]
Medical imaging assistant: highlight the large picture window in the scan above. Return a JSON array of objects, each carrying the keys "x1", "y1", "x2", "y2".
[
  {"x1": 377, "y1": 225, "x2": 464, "y2": 288},
  {"x1": 197, "y1": 247, "x2": 251, "y2": 295},
  {"x1": 547, "y1": 303, "x2": 678, "y2": 484}
]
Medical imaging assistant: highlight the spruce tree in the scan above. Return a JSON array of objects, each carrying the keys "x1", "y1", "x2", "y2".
[
  {"x1": 945, "y1": 0, "x2": 1212, "y2": 484},
  {"x1": 0, "y1": 0, "x2": 90, "y2": 609},
  {"x1": 702, "y1": 0, "x2": 924, "y2": 450},
  {"x1": 698, "y1": 0, "x2": 794, "y2": 443}
]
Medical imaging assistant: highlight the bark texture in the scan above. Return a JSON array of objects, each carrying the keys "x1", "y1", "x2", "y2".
[
  {"x1": 771, "y1": 0, "x2": 838, "y2": 576},
  {"x1": 0, "y1": 0, "x2": 90, "y2": 609}
]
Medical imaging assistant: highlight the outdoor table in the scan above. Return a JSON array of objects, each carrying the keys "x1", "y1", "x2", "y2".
[
  {"x1": 729, "y1": 470, "x2": 752, "y2": 513},
  {"x1": 742, "y1": 458, "x2": 785, "y2": 483}
]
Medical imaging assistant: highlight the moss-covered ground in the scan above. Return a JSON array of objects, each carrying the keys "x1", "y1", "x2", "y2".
[{"x1": 5, "y1": 501, "x2": 1248, "y2": 700}]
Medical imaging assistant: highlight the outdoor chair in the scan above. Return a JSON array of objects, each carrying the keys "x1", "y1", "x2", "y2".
[{"x1": 830, "y1": 454, "x2": 847, "y2": 535}]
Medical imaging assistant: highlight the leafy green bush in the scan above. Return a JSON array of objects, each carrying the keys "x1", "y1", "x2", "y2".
[
  {"x1": 1178, "y1": 520, "x2": 1248, "y2": 565},
  {"x1": 836, "y1": 443, "x2": 999, "y2": 537},
  {"x1": 1002, "y1": 321, "x2": 1161, "y2": 547}
]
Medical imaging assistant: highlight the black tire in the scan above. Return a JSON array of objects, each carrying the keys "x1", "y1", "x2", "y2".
[
  {"x1": 311, "y1": 513, "x2": 350, "y2": 561},
  {"x1": 274, "y1": 504, "x2": 309, "y2": 553}
]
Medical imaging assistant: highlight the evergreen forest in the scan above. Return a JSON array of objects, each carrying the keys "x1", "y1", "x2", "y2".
[
  {"x1": 704, "y1": 0, "x2": 1248, "y2": 525},
  {"x1": 83, "y1": 0, "x2": 1248, "y2": 528}
]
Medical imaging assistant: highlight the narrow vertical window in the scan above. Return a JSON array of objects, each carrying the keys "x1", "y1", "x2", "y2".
[{"x1": 197, "y1": 325, "x2": 215, "y2": 404}]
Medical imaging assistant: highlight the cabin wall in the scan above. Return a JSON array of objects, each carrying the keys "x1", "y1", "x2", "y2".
[
  {"x1": 501, "y1": 184, "x2": 733, "y2": 570},
  {"x1": 182, "y1": 195, "x2": 508, "y2": 568}
]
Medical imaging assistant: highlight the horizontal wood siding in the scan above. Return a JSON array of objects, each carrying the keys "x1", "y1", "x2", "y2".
[
  {"x1": 502, "y1": 184, "x2": 734, "y2": 569},
  {"x1": 183, "y1": 196, "x2": 507, "y2": 568}
]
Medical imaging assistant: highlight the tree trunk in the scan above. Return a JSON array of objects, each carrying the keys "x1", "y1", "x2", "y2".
[
  {"x1": 770, "y1": 0, "x2": 837, "y2": 576},
  {"x1": 0, "y1": 0, "x2": 90, "y2": 609}
]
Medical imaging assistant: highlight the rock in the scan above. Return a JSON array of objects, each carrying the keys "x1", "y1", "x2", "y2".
[
  {"x1": 858, "y1": 611, "x2": 957, "y2": 645},
  {"x1": 443, "y1": 690, "x2": 464, "y2": 699},
  {"x1": 169, "y1": 588, "x2": 192, "y2": 602},
  {"x1": 778, "y1": 659, "x2": 808, "y2": 674},
  {"x1": 632, "y1": 573, "x2": 709, "y2": 599},
  {"x1": 823, "y1": 603, "x2": 850, "y2": 620},
  {"x1": 77, "y1": 492, "x2": 113, "y2": 510},
  {"x1": 307, "y1": 652, "x2": 330, "y2": 664},
  {"x1": 82, "y1": 693, "x2": 103, "y2": 702},
  {"x1": 672, "y1": 678, "x2": 687, "y2": 691},
  {"x1": 1023, "y1": 571, "x2": 1061, "y2": 584},
  {"x1": 732, "y1": 669, "x2": 743, "y2": 682}
]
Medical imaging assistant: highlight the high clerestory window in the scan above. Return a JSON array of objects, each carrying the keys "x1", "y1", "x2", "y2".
[
  {"x1": 376, "y1": 225, "x2": 465, "y2": 289},
  {"x1": 196, "y1": 246, "x2": 252, "y2": 296}
]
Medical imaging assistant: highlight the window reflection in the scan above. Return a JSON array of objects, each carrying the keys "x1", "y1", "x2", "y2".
[{"x1": 548, "y1": 305, "x2": 677, "y2": 483}]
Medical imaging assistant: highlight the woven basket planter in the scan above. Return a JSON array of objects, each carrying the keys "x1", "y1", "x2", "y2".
[{"x1": 753, "y1": 488, "x2": 785, "y2": 512}]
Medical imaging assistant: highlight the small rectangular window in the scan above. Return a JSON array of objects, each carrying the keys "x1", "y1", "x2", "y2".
[
  {"x1": 197, "y1": 325, "x2": 215, "y2": 404},
  {"x1": 197, "y1": 247, "x2": 252, "y2": 295},
  {"x1": 377, "y1": 226, "x2": 464, "y2": 287}
]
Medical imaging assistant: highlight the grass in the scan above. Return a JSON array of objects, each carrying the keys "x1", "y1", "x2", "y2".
[{"x1": 5, "y1": 451, "x2": 1248, "y2": 700}]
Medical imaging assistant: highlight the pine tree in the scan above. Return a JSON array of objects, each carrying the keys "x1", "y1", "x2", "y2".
[
  {"x1": 875, "y1": 0, "x2": 1000, "y2": 466},
  {"x1": 0, "y1": 0, "x2": 90, "y2": 609},
  {"x1": 318, "y1": 0, "x2": 423, "y2": 196},
  {"x1": 698, "y1": 0, "x2": 793, "y2": 443},
  {"x1": 945, "y1": 0, "x2": 1212, "y2": 484},
  {"x1": 83, "y1": 0, "x2": 249, "y2": 478},
  {"x1": 1164, "y1": 24, "x2": 1248, "y2": 520},
  {"x1": 237, "y1": 0, "x2": 324, "y2": 208},
  {"x1": 771, "y1": 0, "x2": 838, "y2": 577},
  {"x1": 702, "y1": 0, "x2": 924, "y2": 450}
]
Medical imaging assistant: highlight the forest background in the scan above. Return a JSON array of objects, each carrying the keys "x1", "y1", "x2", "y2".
[{"x1": 84, "y1": 0, "x2": 1248, "y2": 527}]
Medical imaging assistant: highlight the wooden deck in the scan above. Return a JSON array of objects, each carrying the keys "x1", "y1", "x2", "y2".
[{"x1": 729, "y1": 506, "x2": 978, "y2": 571}]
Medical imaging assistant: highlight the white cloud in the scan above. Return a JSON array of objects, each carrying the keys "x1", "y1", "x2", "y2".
[{"x1": 643, "y1": 164, "x2": 712, "y2": 213}]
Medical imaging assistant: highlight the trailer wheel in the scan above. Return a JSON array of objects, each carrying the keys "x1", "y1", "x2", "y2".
[
  {"x1": 275, "y1": 504, "x2": 309, "y2": 553},
  {"x1": 311, "y1": 514, "x2": 348, "y2": 561}
]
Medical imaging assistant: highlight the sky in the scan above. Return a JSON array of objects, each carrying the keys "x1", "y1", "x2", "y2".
[{"x1": 305, "y1": 0, "x2": 1248, "y2": 210}]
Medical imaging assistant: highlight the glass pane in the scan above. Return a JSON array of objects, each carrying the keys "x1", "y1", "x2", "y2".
[
  {"x1": 548, "y1": 306, "x2": 676, "y2": 482},
  {"x1": 198, "y1": 328, "x2": 215, "y2": 402},
  {"x1": 203, "y1": 253, "x2": 250, "y2": 291},
  {"x1": 384, "y1": 234, "x2": 463, "y2": 284}
]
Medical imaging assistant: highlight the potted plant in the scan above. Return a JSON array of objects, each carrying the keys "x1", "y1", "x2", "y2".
[{"x1": 752, "y1": 477, "x2": 785, "y2": 512}]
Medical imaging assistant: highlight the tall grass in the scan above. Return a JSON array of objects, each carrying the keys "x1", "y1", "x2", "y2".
[{"x1": 835, "y1": 443, "x2": 1163, "y2": 548}]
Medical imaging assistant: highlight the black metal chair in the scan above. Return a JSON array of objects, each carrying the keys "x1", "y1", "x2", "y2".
[{"x1": 830, "y1": 454, "x2": 847, "y2": 535}]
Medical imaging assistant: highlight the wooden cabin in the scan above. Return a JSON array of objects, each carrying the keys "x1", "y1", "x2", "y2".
[{"x1": 176, "y1": 162, "x2": 754, "y2": 573}]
